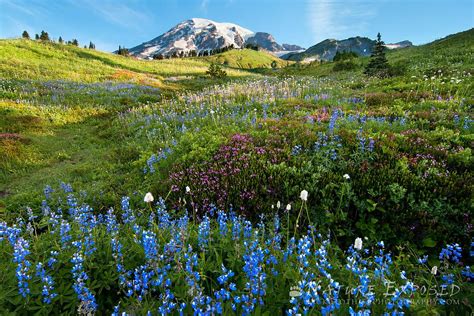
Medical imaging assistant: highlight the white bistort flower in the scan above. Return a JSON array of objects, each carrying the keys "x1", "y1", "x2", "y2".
[
  {"x1": 343, "y1": 174, "x2": 350, "y2": 180},
  {"x1": 431, "y1": 266, "x2": 438, "y2": 275},
  {"x1": 144, "y1": 192, "x2": 154, "y2": 203},
  {"x1": 300, "y1": 190, "x2": 308, "y2": 201},
  {"x1": 277, "y1": 201, "x2": 281, "y2": 209},
  {"x1": 286, "y1": 204, "x2": 291, "y2": 211},
  {"x1": 354, "y1": 237, "x2": 363, "y2": 250},
  {"x1": 185, "y1": 186, "x2": 191, "y2": 193}
]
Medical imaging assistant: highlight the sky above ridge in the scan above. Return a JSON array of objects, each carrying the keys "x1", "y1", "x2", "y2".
[{"x1": 1, "y1": 0, "x2": 473, "y2": 52}]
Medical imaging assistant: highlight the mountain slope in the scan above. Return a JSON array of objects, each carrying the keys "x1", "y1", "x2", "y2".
[
  {"x1": 128, "y1": 18, "x2": 302, "y2": 59},
  {"x1": 283, "y1": 36, "x2": 412, "y2": 62}
]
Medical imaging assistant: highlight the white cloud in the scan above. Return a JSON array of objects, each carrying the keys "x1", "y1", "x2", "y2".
[
  {"x1": 200, "y1": 0, "x2": 210, "y2": 12},
  {"x1": 0, "y1": 0, "x2": 44, "y2": 16},
  {"x1": 307, "y1": 0, "x2": 377, "y2": 43},
  {"x1": 69, "y1": 0, "x2": 150, "y2": 30}
]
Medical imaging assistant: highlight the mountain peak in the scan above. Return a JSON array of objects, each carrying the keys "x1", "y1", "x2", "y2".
[{"x1": 128, "y1": 18, "x2": 302, "y2": 59}]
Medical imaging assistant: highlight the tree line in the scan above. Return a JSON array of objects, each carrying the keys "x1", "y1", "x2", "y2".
[
  {"x1": 116, "y1": 42, "x2": 262, "y2": 59},
  {"x1": 21, "y1": 30, "x2": 96, "y2": 49}
]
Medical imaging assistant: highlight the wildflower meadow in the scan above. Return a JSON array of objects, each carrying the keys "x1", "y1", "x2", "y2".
[{"x1": 0, "y1": 28, "x2": 473, "y2": 315}]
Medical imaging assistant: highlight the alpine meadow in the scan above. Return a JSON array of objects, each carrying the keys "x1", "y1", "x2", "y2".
[{"x1": 0, "y1": 2, "x2": 473, "y2": 315}]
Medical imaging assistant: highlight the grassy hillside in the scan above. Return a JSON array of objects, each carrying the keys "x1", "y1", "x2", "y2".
[
  {"x1": 272, "y1": 29, "x2": 474, "y2": 98},
  {"x1": 205, "y1": 48, "x2": 291, "y2": 69},
  {"x1": 0, "y1": 39, "x2": 259, "y2": 86}
]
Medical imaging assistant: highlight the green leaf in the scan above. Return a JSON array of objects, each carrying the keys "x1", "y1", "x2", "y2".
[{"x1": 422, "y1": 237, "x2": 436, "y2": 248}]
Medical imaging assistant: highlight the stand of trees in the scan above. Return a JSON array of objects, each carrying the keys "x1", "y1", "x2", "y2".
[
  {"x1": 117, "y1": 46, "x2": 130, "y2": 56},
  {"x1": 20, "y1": 30, "x2": 95, "y2": 50},
  {"x1": 152, "y1": 44, "x2": 241, "y2": 60},
  {"x1": 333, "y1": 50, "x2": 359, "y2": 62}
]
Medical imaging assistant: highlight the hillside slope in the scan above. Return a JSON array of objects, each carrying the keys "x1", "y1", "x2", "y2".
[
  {"x1": 205, "y1": 48, "x2": 290, "y2": 69},
  {"x1": 0, "y1": 39, "x2": 263, "y2": 85}
]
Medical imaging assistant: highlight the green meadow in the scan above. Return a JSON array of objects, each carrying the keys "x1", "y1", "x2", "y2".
[{"x1": 0, "y1": 29, "x2": 473, "y2": 314}]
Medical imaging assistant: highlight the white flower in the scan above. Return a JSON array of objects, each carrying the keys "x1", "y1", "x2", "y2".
[
  {"x1": 286, "y1": 204, "x2": 291, "y2": 211},
  {"x1": 277, "y1": 201, "x2": 281, "y2": 209},
  {"x1": 185, "y1": 186, "x2": 191, "y2": 193},
  {"x1": 343, "y1": 174, "x2": 350, "y2": 180},
  {"x1": 210, "y1": 109, "x2": 215, "y2": 114},
  {"x1": 300, "y1": 190, "x2": 308, "y2": 201},
  {"x1": 289, "y1": 286, "x2": 302, "y2": 298},
  {"x1": 354, "y1": 237, "x2": 363, "y2": 250},
  {"x1": 144, "y1": 192, "x2": 154, "y2": 203},
  {"x1": 431, "y1": 266, "x2": 438, "y2": 275}
]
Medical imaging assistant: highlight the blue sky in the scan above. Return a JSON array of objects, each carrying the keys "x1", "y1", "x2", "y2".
[{"x1": 1, "y1": 0, "x2": 473, "y2": 52}]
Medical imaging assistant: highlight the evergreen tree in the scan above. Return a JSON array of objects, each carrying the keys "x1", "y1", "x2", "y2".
[
  {"x1": 117, "y1": 46, "x2": 129, "y2": 56},
  {"x1": 271, "y1": 60, "x2": 278, "y2": 70},
  {"x1": 89, "y1": 41, "x2": 95, "y2": 49},
  {"x1": 35, "y1": 34, "x2": 39, "y2": 40},
  {"x1": 364, "y1": 33, "x2": 390, "y2": 78},
  {"x1": 206, "y1": 63, "x2": 227, "y2": 79},
  {"x1": 22, "y1": 30, "x2": 30, "y2": 39},
  {"x1": 58, "y1": 36, "x2": 63, "y2": 44},
  {"x1": 39, "y1": 30, "x2": 50, "y2": 41},
  {"x1": 72, "y1": 39, "x2": 79, "y2": 46}
]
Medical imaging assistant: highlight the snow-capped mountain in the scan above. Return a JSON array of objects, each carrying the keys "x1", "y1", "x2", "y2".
[
  {"x1": 282, "y1": 37, "x2": 412, "y2": 62},
  {"x1": 128, "y1": 18, "x2": 303, "y2": 59}
]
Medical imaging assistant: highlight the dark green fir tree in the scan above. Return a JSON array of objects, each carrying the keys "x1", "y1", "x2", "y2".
[{"x1": 364, "y1": 33, "x2": 390, "y2": 78}]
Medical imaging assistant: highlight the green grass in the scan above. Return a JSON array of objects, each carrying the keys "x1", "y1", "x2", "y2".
[
  {"x1": 273, "y1": 28, "x2": 474, "y2": 98},
  {"x1": 205, "y1": 48, "x2": 291, "y2": 69},
  {"x1": 0, "y1": 39, "x2": 265, "y2": 86},
  {"x1": 1, "y1": 29, "x2": 473, "y2": 220}
]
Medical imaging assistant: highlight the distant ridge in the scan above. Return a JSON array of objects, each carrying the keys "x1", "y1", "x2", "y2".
[{"x1": 282, "y1": 36, "x2": 413, "y2": 62}]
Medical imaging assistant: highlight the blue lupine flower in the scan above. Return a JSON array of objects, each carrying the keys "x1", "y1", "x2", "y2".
[
  {"x1": 36, "y1": 262, "x2": 57, "y2": 304},
  {"x1": 60, "y1": 182, "x2": 73, "y2": 193},
  {"x1": 121, "y1": 196, "x2": 135, "y2": 224},
  {"x1": 217, "y1": 210, "x2": 228, "y2": 237},
  {"x1": 141, "y1": 230, "x2": 158, "y2": 261},
  {"x1": 417, "y1": 255, "x2": 428, "y2": 265},
  {"x1": 461, "y1": 266, "x2": 473, "y2": 282},
  {"x1": 60, "y1": 220, "x2": 71, "y2": 248},
  {"x1": 439, "y1": 243, "x2": 462, "y2": 263},
  {"x1": 44, "y1": 185, "x2": 54, "y2": 200},
  {"x1": 71, "y1": 243, "x2": 98, "y2": 313},
  {"x1": 13, "y1": 237, "x2": 31, "y2": 297},
  {"x1": 198, "y1": 216, "x2": 210, "y2": 249}
]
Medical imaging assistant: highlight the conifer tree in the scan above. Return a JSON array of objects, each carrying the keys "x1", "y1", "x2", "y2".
[
  {"x1": 72, "y1": 39, "x2": 79, "y2": 46},
  {"x1": 364, "y1": 33, "x2": 390, "y2": 78},
  {"x1": 58, "y1": 36, "x2": 63, "y2": 44},
  {"x1": 89, "y1": 41, "x2": 95, "y2": 49},
  {"x1": 22, "y1": 30, "x2": 30, "y2": 39},
  {"x1": 35, "y1": 34, "x2": 39, "y2": 40},
  {"x1": 117, "y1": 46, "x2": 129, "y2": 56},
  {"x1": 39, "y1": 30, "x2": 50, "y2": 41}
]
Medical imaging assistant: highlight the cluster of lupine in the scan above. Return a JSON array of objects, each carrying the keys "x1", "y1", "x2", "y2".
[
  {"x1": 144, "y1": 146, "x2": 173, "y2": 174},
  {"x1": 0, "y1": 187, "x2": 472, "y2": 315}
]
